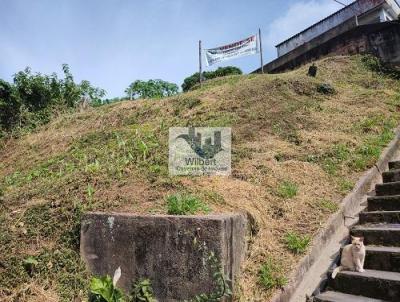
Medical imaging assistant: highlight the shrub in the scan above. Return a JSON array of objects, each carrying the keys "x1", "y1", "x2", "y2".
[
  {"x1": 317, "y1": 83, "x2": 335, "y2": 95},
  {"x1": 0, "y1": 65, "x2": 105, "y2": 134},
  {"x1": 125, "y1": 79, "x2": 178, "y2": 100},
  {"x1": 166, "y1": 194, "x2": 210, "y2": 215},
  {"x1": 0, "y1": 79, "x2": 20, "y2": 131},
  {"x1": 361, "y1": 55, "x2": 400, "y2": 79},
  {"x1": 181, "y1": 66, "x2": 242, "y2": 92}
]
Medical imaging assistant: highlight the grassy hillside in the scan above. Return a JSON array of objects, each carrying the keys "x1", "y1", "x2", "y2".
[{"x1": 1, "y1": 56, "x2": 400, "y2": 301}]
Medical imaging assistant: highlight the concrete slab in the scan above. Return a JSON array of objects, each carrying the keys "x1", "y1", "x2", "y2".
[{"x1": 80, "y1": 212, "x2": 247, "y2": 301}]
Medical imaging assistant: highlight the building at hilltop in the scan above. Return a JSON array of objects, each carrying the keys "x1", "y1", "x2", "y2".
[{"x1": 255, "y1": 0, "x2": 400, "y2": 73}]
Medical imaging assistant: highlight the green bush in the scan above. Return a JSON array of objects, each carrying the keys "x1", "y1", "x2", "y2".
[
  {"x1": 361, "y1": 55, "x2": 400, "y2": 79},
  {"x1": 0, "y1": 65, "x2": 105, "y2": 134},
  {"x1": 166, "y1": 194, "x2": 210, "y2": 215},
  {"x1": 125, "y1": 79, "x2": 178, "y2": 100},
  {"x1": 181, "y1": 66, "x2": 242, "y2": 92}
]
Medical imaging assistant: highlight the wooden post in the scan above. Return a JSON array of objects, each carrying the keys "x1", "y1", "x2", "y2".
[
  {"x1": 259, "y1": 28, "x2": 264, "y2": 74},
  {"x1": 199, "y1": 40, "x2": 203, "y2": 86}
]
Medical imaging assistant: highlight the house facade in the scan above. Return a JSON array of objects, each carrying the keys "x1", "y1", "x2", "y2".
[{"x1": 276, "y1": 0, "x2": 400, "y2": 57}]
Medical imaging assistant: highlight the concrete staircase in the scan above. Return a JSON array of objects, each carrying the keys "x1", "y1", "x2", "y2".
[{"x1": 314, "y1": 161, "x2": 400, "y2": 302}]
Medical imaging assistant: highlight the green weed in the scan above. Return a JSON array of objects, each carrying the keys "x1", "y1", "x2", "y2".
[
  {"x1": 284, "y1": 231, "x2": 311, "y2": 254},
  {"x1": 131, "y1": 279, "x2": 156, "y2": 302},
  {"x1": 258, "y1": 258, "x2": 287, "y2": 290},
  {"x1": 276, "y1": 181, "x2": 298, "y2": 199},
  {"x1": 166, "y1": 194, "x2": 210, "y2": 215}
]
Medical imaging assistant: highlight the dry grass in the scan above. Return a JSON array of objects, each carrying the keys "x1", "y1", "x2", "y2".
[{"x1": 1, "y1": 55, "x2": 400, "y2": 301}]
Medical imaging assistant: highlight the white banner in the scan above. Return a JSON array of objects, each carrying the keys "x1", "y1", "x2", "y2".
[{"x1": 205, "y1": 35, "x2": 258, "y2": 66}]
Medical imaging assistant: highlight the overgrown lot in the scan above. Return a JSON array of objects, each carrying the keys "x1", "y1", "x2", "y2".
[{"x1": 1, "y1": 56, "x2": 399, "y2": 301}]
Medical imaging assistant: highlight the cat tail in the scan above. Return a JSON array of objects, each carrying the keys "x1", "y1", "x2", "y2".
[{"x1": 331, "y1": 266, "x2": 343, "y2": 279}]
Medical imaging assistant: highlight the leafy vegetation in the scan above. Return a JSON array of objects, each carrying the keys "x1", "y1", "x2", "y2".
[
  {"x1": 166, "y1": 194, "x2": 210, "y2": 215},
  {"x1": 181, "y1": 66, "x2": 242, "y2": 92},
  {"x1": 89, "y1": 274, "x2": 125, "y2": 302},
  {"x1": 284, "y1": 232, "x2": 311, "y2": 254},
  {"x1": 125, "y1": 79, "x2": 178, "y2": 100},
  {"x1": 131, "y1": 279, "x2": 156, "y2": 302},
  {"x1": 258, "y1": 258, "x2": 287, "y2": 290},
  {"x1": 189, "y1": 247, "x2": 231, "y2": 301},
  {"x1": 0, "y1": 65, "x2": 105, "y2": 134}
]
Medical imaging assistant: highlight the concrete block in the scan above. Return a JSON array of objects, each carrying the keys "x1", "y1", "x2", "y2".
[
  {"x1": 328, "y1": 269, "x2": 400, "y2": 301},
  {"x1": 376, "y1": 181, "x2": 400, "y2": 196},
  {"x1": 368, "y1": 195, "x2": 400, "y2": 211},
  {"x1": 382, "y1": 169, "x2": 400, "y2": 183},
  {"x1": 389, "y1": 160, "x2": 400, "y2": 170},
  {"x1": 351, "y1": 224, "x2": 400, "y2": 246},
  {"x1": 364, "y1": 246, "x2": 400, "y2": 273},
  {"x1": 359, "y1": 210, "x2": 400, "y2": 224},
  {"x1": 80, "y1": 212, "x2": 247, "y2": 301}
]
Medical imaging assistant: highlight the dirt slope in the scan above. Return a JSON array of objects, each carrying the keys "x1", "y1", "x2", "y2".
[{"x1": 1, "y1": 55, "x2": 400, "y2": 301}]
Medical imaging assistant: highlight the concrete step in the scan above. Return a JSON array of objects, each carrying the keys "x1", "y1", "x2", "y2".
[
  {"x1": 368, "y1": 195, "x2": 400, "y2": 211},
  {"x1": 383, "y1": 169, "x2": 400, "y2": 183},
  {"x1": 359, "y1": 211, "x2": 400, "y2": 224},
  {"x1": 328, "y1": 269, "x2": 400, "y2": 301},
  {"x1": 389, "y1": 161, "x2": 400, "y2": 171},
  {"x1": 364, "y1": 246, "x2": 400, "y2": 272},
  {"x1": 376, "y1": 181, "x2": 400, "y2": 196},
  {"x1": 351, "y1": 224, "x2": 400, "y2": 246},
  {"x1": 314, "y1": 291, "x2": 388, "y2": 302}
]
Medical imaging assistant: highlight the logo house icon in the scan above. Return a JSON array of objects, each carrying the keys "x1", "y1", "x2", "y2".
[{"x1": 169, "y1": 127, "x2": 231, "y2": 176}]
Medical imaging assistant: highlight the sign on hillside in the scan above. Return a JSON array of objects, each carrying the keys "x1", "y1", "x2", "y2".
[{"x1": 205, "y1": 35, "x2": 258, "y2": 66}]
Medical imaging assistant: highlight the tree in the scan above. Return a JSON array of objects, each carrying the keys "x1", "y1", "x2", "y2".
[
  {"x1": 0, "y1": 64, "x2": 106, "y2": 133},
  {"x1": 181, "y1": 66, "x2": 242, "y2": 92},
  {"x1": 0, "y1": 80, "x2": 20, "y2": 131},
  {"x1": 125, "y1": 79, "x2": 178, "y2": 100}
]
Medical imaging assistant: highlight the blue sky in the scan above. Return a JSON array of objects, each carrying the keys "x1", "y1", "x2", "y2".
[{"x1": 0, "y1": 0, "x2": 347, "y2": 97}]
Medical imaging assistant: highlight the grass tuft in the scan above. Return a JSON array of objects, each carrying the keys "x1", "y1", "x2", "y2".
[
  {"x1": 258, "y1": 258, "x2": 287, "y2": 290},
  {"x1": 276, "y1": 181, "x2": 298, "y2": 199},
  {"x1": 284, "y1": 231, "x2": 311, "y2": 254},
  {"x1": 166, "y1": 194, "x2": 210, "y2": 215}
]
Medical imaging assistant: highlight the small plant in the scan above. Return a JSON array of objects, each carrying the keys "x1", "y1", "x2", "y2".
[
  {"x1": 23, "y1": 256, "x2": 38, "y2": 277},
  {"x1": 89, "y1": 267, "x2": 126, "y2": 302},
  {"x1": 189, "y1": 250, "x2": 231, "y2": 301},
  {"x1": 131, "y1": 279, "x2": 156, "y2": 302},
  {"x1": 276, "y1": 181, "x2": 298, "y2": 199},
  {"x1": 166, "y1": 194, "x2": 210, "y2": 215},
  {"x1": 258, "y1": 258, "x2": 287, "y2": 290},
  {"x1": 87, "y1": 184, "x2": 95, "y2": 199},
  {"x1": 284, "y1": 231, "x2": 311, "y2": 254}
]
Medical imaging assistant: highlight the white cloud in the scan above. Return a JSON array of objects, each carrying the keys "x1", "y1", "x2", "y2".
[{"x1": 264, "y1": 0, "x2": 343, "y2": 58}]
